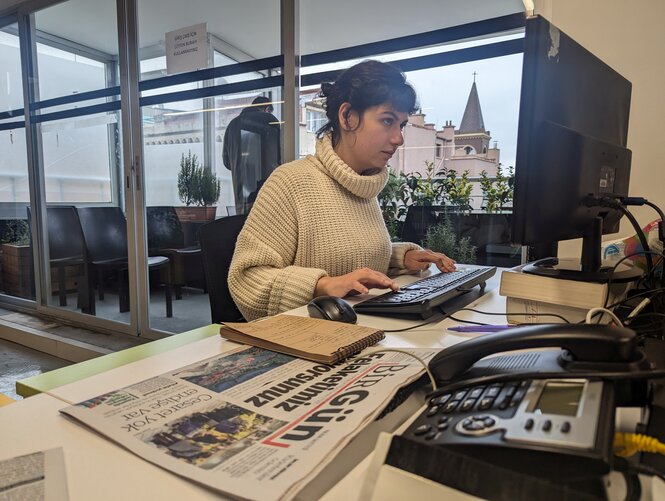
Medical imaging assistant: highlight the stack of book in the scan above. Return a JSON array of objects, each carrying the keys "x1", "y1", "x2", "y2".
[{"x1": 499, "y1": 267, "x2": 633, "y2": 324}]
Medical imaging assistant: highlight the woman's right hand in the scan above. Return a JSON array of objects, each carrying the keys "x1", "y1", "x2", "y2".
[{"x1": 314, "y1": 268, "x2": 399, "y2": 298}]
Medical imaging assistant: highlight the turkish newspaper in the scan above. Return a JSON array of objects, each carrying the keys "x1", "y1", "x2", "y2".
[{"x1": 60, "y1": 344, "x2": 435, "y2": 500}]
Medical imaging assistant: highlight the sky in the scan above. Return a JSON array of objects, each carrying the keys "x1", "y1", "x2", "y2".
[
  {"x1": 406, "y1": 52, "x2": 524, "y2": 169},
  {"x1": 302, "y1": 33, "x2": 525, "y2": 170}
]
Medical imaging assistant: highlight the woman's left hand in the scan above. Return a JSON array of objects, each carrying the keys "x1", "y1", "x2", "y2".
[{"x1": 404, "y1": 249, "x2": 456, "y2": 273}]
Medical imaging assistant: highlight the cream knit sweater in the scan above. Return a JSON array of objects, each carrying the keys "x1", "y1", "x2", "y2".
[{"x1": 228, "y1": 134, "x2": 420, "y2": 320}]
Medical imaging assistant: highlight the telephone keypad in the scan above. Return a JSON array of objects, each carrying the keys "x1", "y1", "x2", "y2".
[
  {"x1": 460, "y1": 399, "x2": 476, "y2": 412},
  {"x1": 409, "y1": 380, "x2": 532, "y2": 442}
]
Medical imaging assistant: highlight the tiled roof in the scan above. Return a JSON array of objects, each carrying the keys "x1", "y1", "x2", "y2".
[{"x1": 459, "y1": 81, "x2": 486, "y2": 134}]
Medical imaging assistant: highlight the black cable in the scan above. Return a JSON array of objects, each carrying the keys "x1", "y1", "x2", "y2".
[
  {"x1": 606, "y1": 287, "x2": 665, "y2": 309},
  {"x1": 451, "y1": 307, "x2": 571, "y2": 324},
  {"x1": 382, "y1": 316, "x2": 443, "y2": 333},
  {"x1": 603, "y1": 251, "x2": 665, "y2": 308},
  {"x1": 615, "y1": 203, "x2": 654, "y2": 273},
  {"x1": 429, "y1": 368, "x2": 665, "y2": 396},
  {"x1": 613, "y1": 456, "x2": 665, "y2": 485}
]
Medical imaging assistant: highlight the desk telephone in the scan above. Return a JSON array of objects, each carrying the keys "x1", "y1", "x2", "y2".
[{"x1": 403, "y1": 324, "x2": 653, "y2": 480}]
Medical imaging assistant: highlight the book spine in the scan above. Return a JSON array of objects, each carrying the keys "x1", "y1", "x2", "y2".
[{"x1": 333, "y1": 332, "x2": 385, "y2": 361}]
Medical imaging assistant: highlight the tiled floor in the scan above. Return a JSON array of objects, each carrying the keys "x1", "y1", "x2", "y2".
[
  {"x1": 0, "y1": 287, "x2": 213, "y2": 402},
  {"x1": 0, "y1": 337, "x2": 70, "y2": 400}
]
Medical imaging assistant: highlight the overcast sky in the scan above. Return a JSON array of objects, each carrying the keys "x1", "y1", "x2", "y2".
[{"x1": 303, "y1": 34, "x2": 525, "y2": 170}]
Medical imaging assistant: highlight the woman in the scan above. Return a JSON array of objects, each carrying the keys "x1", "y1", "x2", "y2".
[{"x1": 229, "y1": 60, "x2": 456, "y2": 321}]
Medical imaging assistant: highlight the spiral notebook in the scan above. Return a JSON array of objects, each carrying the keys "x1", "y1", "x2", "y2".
[{"x1": 219, "y1": 314, "x2": 385, "y2": 364}]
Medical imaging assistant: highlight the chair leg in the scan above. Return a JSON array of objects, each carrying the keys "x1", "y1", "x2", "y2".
[
  {"x1": 165, "y1": 283, "x2": 173, "y2": 318},
  {"x1": 82, "y1": 267, "x2": 95, "y2": 315},
  {"x1": 119, "y1": 270, "x2": 129, "y2": 313},
  {"x1": 98, "y1": 269, "x2": 105, "y2": 300},
  {"x1": 58, "y1": 266, "x2": 67, "y2": 306}
]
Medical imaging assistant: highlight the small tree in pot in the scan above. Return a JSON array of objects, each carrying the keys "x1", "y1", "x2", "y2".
[{"x1": 176, "y1": 151, "x2": 221, "y2": 221}]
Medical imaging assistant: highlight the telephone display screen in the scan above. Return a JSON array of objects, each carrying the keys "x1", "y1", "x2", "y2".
[{"x1": 534, "y1": 381, "x2": 584, "y2": 417}]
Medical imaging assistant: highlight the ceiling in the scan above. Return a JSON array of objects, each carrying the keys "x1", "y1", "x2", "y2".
[{"x1": 25, "y1": 0, "x2": 524, "y2": 59}]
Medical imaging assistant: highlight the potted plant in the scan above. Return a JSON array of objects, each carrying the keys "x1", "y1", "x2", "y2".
[
  {"x1": 175, "y1": 151, "x2": 221, "y2": 221},
  {"x1": 1, "y1": 219, "x2": 33, "y2": 298},
  {"x1": 378, "y1": 166, "x2": 409, "y2": 241},
  {"x1": 422, "y1": 216, "x2": 476, "y2": 264}
]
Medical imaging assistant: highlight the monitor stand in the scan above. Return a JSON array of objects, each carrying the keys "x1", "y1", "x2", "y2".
[
  {"x1": 523, "y1": 218, "x2": 643, "y2": 283},
  {"x1": 523, "y1": 257, "x2": 642, "y2": 283}
]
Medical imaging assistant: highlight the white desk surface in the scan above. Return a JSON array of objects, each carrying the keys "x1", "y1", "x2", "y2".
[
  {"x1": 46, "y1": 268, "x2": 506, "y2": 405},
  {"x1": 1, "y1": 266, "x2": 508, "y2": 501},
  {"x1": 0, "y1": 393, "x2": 231, "y2": 501}
]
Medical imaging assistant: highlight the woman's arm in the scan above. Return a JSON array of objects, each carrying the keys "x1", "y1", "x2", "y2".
[{"x1": 228, "y1": 172, "x2": 327, "y2": 320}]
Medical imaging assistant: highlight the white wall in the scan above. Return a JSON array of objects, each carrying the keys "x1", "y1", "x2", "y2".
[{"x1": 535, "y1": 0, "x2": 665, "y2": 257}]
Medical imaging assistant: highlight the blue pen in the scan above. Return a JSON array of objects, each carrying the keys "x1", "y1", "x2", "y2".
[{"x1": 447, "y1": 324, "x2": 516, "y2": 333}]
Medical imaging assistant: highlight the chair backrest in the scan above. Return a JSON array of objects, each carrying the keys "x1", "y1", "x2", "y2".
[
  {"x1": 198, "y1": 214, "x2": 247, "y2": 323},
  {"x1": 76, "y1": 206, "x2": 128, "y2": 262},
  {"x1": 146, "y1": 206, "x2": 185, "y2": 250},
  {"x1": 44, "y1": 206, "x2": 86, "y2": 261}
]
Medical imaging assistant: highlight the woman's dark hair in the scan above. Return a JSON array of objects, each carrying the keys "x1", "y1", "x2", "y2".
[{"x1": 316, "y1": 60, "x2": 418, "y2": 144}]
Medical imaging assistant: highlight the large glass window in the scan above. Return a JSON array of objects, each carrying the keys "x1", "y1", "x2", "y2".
[
  {"x1": 138, "y1": 0, "x2": 282, "y2": 333},
  {"x1": 0, "y1": 24, "x2": 34, "y2": 301}
]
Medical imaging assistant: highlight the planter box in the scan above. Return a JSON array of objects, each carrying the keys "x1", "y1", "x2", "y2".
[
  {"x1": 174, "y1": 206, "x2": 217, "y2": 222},
  {"x1": 401, "y1": 207, "x2": 521, "y2": 267},
  {"x1": 1, "y1": 243, "x2": 33, "y2": 298}
]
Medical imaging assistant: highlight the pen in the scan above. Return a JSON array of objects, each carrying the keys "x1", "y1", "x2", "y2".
[{"x1": 447, "y1": 324, "x2": 516, "y2": 333}]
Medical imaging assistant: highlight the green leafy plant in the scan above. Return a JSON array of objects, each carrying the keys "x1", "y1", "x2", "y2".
[
  {"x1": 479, "y1": 164, "x2": 514, "y2": 213},
  {"x1": 195, "y1": 167, "x2": 221, "y2": 207},
  {"x1": 378, "y1": 166, "x2": 409, "y2": 241},
  {"x1": 404, "y1": 160, "x2": 446, "y2": 206},
  {"x1": 423, "y1": 216, "x2": 476, "y2": 264},
  {"x1": 177, "y1": 151, "x2": 199, "y2": 206},
  {"x1": 441, "y1": 168, "x2": 473, "y2": 213},
  {"x1": 177, "y1": 151, "x2": 221, "y2": 207},
  {"x1": 1, "y1": 219, "x2": 30, "y2": 246}
]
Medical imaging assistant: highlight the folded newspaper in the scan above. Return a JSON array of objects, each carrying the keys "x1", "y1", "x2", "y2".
[{"x1": 60, "y1": 344, "x2": 435, "y2": 500}]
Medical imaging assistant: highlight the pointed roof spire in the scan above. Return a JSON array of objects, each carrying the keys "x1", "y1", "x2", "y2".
[{"x1": 459, "y1": 76, "x2": 486, "y2": 134}]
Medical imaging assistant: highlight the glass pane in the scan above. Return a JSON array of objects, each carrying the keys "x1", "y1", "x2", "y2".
[
  {"x1": 301, "y1": 0, "x2": 523, "y2": 55},
  {"x1": 0, "y1": 25, "x2": 34, "y2": 301},
  {"x1": 138, "y1": 0, "x2": 281, "y2": 334},
  {"x1": 33, "y1": 0, "x2": 130, "y2": 323}
]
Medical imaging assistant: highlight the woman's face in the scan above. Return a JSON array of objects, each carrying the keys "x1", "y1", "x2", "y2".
[{"x1": 336, "y1": 102, "x2": 408, "y2": 174}]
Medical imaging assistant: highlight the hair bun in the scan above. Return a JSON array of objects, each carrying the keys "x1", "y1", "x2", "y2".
[{"x1": 320, "y1": 82, "x2": 333, "y2": 95}]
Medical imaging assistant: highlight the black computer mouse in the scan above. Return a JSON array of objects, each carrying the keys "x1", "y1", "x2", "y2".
[{"x1": 307, "y1": 296, "x2": 358, "y2": 324}]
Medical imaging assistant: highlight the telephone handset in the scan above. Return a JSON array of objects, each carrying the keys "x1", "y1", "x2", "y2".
[
  {"x1": 401, "y1": 324, "x2": 653, "y2": 480},
  {"x1": 429, "y1": 323, "x2": 649, "y2": 384}
]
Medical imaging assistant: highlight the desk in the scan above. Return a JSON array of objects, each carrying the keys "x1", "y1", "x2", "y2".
[{"x1": 4, "y1": 267, "x2": 506, "y2": 500}]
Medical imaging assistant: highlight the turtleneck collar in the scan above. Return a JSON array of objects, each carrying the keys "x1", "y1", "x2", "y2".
[{"x1": 314, "y1": 134, "x2": 388, "y2": 199}]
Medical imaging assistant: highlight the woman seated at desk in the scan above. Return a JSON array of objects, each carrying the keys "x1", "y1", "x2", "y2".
[{"x1": 229, "y1": 60, "x2": 456, "y2": 321}]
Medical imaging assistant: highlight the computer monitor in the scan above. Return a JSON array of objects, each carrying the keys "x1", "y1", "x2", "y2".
[{"x1": 511, "y1": 15, "x2": 640, "y2": 282}]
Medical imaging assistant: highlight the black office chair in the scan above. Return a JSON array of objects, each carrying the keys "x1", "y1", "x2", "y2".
[
  {"x1": 146, "y1": 206, "x2": 204, "y2": 299},
  {"x1": 76, "y1": 206, "x2": 173, "y2": 317},
  {"x1": 38, "y1": 206, "x2": 90, "y2": 310},
  {"x1": 198, "y1": 214, "x2": 247, "y2": 323}
]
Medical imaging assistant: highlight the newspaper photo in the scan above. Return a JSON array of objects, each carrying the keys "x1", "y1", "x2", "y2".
[{"x1": 60, "y1": 345, "x2": 435, "y2": 500}]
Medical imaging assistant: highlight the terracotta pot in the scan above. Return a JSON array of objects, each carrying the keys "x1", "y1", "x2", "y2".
[{"x1": 174, "y1": 206, "x2": 217, "y2": 222}]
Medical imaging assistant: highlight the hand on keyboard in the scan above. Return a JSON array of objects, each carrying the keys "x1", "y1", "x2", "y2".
[
  {"x1": 404, "y1": 249, "x2": 457, "y2": 273},
  {"x1": 314, "y1": 268, "x2": 400, "y2": 297}
]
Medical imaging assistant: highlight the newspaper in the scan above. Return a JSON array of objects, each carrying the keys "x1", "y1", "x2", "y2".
[
  {"x1": 60, "y1": 344, "x2": 435, "y2": 500},
  {"x1": 0, "y1": 448, "x2": 69, "y2": 501}
]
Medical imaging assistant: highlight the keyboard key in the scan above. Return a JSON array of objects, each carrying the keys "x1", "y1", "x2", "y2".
[{"x1": 414, "y1": 424, "x2": 432, "y2": 435}]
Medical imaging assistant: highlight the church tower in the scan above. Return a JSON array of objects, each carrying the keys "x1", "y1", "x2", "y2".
[{"x1": 456, "y1": 75, "x2": 491, "y2": 156}]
